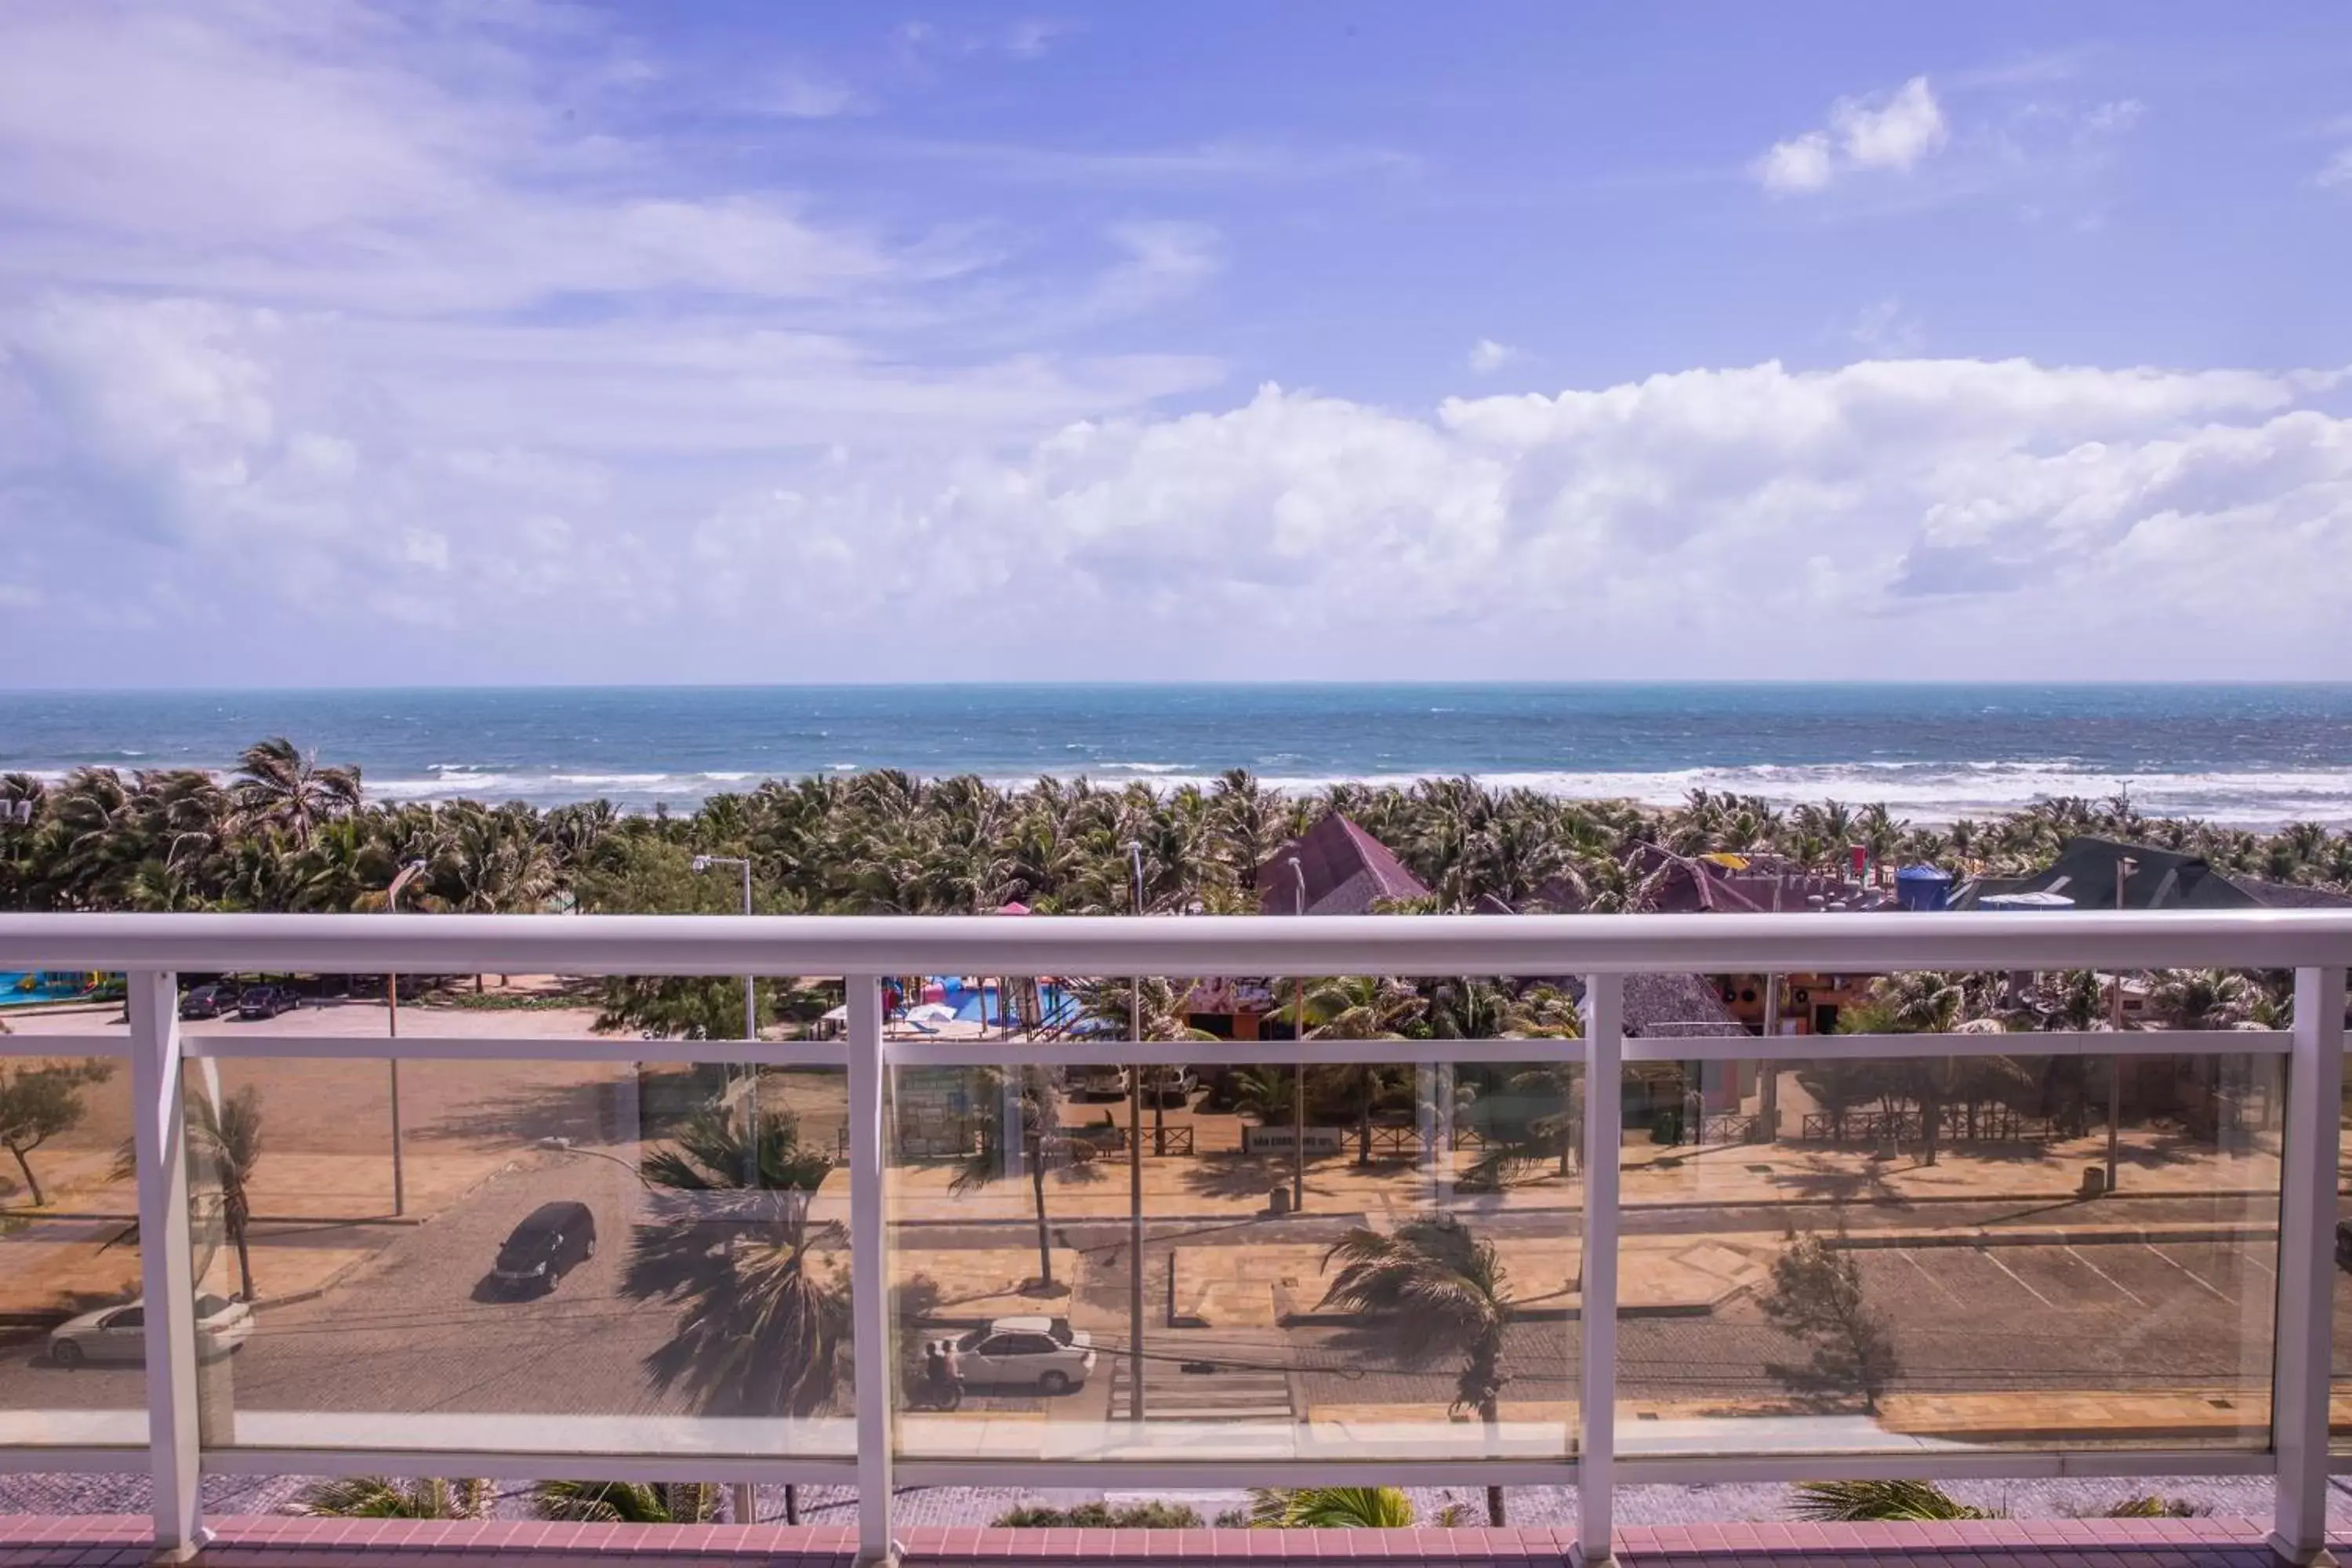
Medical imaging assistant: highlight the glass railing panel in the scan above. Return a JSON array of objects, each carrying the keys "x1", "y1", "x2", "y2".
[
  {"x1": 185, "y1": 1051, "x2": 853, "y2": 1459},
  {"x1": 2334, "y1": 1061, "x2": 2351, "y2": 1457},
  {"x1": 0, "y1": 1049, "x2": 143, "y2": 1447},
  {"x1": 888, "y1": 1047, "x2": 1581, "y2": 1465},
  {"x1": 1615, "y1": 1045, "x2": 2284, "y2": 1457}
]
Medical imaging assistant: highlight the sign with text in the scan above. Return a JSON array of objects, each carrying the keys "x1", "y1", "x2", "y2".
[{"x1": 1241, "y1": 1124, "x2": 1347, "y2": 1155}]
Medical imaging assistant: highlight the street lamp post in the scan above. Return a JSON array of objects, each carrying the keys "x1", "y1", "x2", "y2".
[
  {"x1": 691, "y1": 855, "x2": 760, "y2": 1187},
  {"x1": 1285, "y1": 855, "x2": 1308, "y2": 1215},
  {"x1": 385, "y1": 859, "x2": 428, "y2": 1218},
  {"x1": 1125, "y1": 840, "x2": 1146, "y2": 1423},
  {"x1": 690, "y1": 845, "x2": 762, "y2": 1536},
  {"x1": 2106, "y1": 855, "x2": 2136, "y2": 1195}
]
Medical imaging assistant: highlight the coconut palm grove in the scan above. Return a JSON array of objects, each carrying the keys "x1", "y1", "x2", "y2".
[{"x1": 9, "y1": 738, "x2": 2351, "y2": 926}]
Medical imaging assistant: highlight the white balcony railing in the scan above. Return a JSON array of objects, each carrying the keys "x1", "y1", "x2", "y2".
[{"x1": 0, "y1": 909, "x2": 2345, "y2": 1568}]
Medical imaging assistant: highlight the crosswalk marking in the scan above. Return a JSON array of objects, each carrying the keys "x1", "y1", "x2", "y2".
[{"x1": 1108, "y1": 1353, "x2": 1294, "y2": 1422}]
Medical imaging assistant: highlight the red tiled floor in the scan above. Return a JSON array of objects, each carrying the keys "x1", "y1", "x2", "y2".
[{"x1": 0, "y1": 1515, "x2": 2341, "y2": 1567}]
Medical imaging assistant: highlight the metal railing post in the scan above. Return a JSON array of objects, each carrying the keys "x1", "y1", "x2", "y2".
[
  {"x1": 128, "y1": 970, "x2": 209, "y2": 1561},
  {"x1": 1578, "y1": 974, "x2": 1623, "y2": 1566},
  {"x1": 846, "y1": 975, "x2": 897, "y2": 1566},
  {"x1": 2270, "y1": 966, "x2": 2343, "y2": 1565}
]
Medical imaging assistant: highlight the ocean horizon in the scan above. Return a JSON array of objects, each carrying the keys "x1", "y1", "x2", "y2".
[{"x1": 4, "y1": 682, "x2": 2350, "y2": 826}]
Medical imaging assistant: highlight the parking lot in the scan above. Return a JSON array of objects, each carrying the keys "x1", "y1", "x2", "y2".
[{"x1": 1, "y1": 997, "x2": 2345, "y2": 1455}]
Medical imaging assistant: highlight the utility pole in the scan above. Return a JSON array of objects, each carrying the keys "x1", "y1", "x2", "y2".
[
  {"x1": 2106, "y1": 855, "x2": 2135, "y2": 1195},
  {"x1": 692, "y1": 855, "x2": 758, "y2": 1530},
  {"x1": 691, "y1": 855, "x2": 759, "y2": 1178},
  {"x1": 1287, "y1": 856, "x2": 1308, "y2": 1215},
  {"x1": 1126, "y1": 841, "x2": 1146, "y2": 1423},
  {"x1": 385, "y1": 859, "x2": 428, "y2": 1218}
]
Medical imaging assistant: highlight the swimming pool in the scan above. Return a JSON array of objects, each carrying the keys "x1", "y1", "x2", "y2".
[
  {"x1": 0, "y1": 971, "x2": 101, "y2": 1007},
  {"x1": 942, "y1": 981, "x2": 1080, "y2": 1029}
]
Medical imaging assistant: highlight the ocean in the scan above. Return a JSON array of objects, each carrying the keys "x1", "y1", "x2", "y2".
[{"x1": 2, "y1": 684, "x2": 2350, "y2": 826}]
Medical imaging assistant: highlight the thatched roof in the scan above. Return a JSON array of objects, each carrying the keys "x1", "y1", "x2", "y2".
[{"x1": 1620, "y1": 971, "x2": 1750, "y2": 1038}]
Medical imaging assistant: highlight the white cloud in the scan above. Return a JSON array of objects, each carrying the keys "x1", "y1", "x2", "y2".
[
  {"x1": 1848, "y1": 299, "x2": 1925, "y2": 356},
  {"x1": 1466, "y1": 339, "x2": 1523, "y2": 375},
  {"x1": 1083, "y1": 222, "x2": 1221, "y2": 318},
  {"x1": 1835, "y1": 77, "x2": 1950, "y2": 172},
  {"x1": 16, "y1": 340, "x2": 2337, "y2": 681},
  {"x1": 2318, "y1": 147, "x2": 2352, "y2": 187},
  {"x1": 1755, "y1": 131, "x2": 1835, "y2": 194},
  {"x1": 1756, "y1": 76, "x2": 1949, "y2": 194},
  {"x1": 763, "y1": 68, "x2": 861, "y2": 119},
  {"x1": 2082, "y1": 99, "x2": 2145, "y2": 136}
]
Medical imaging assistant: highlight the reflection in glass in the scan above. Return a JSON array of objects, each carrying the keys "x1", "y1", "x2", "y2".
[
  {"x1": 0, "y1": 1052, "x2": 143, "y2": 1445},
  {"x1": 1617, "y1": 1049, "x2": 2283, "y2": 1456},
  {"x1": 186, "y1": 1055, "x2": 854, "y2": 1457},
  {"x1": 887, "y1": 1053, "x2": 1580, "y2": 1470}
]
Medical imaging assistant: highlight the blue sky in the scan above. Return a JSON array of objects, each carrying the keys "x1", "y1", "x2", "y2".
[{"x1": 1, "y1": 2, "x2": 2348, "y2": 685}]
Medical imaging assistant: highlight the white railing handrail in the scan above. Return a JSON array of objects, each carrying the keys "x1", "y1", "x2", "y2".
[{"x1": 2, "y1": 907, "x2": 2350, "y2": 975}]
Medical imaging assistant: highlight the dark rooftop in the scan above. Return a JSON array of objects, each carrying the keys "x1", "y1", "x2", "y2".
[
  {"x1": 1255, "y1": 812, "x2": 1432, "y2": 916},
  {"x1": 1954, "y1": 835, "x2": 2352, "y2": 912}
]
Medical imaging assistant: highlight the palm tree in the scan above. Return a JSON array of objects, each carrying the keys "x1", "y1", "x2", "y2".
[
  {"x1": 2147, "y1": 968, "x2": 2258, "y2": 1031},
  {"x1": 229, "y1": 738, "x2": 361, "y2": 848},
  {"x1": 533, "y1": 1479, "x2": 719, "y2": 1524},
  {"x1": 193, "y1": 1086, "x2": 264, "y2": 1301},
  {"x1": 622, "y1": 1110, "x2": 844, "y2": 1526},
  {"x1": 641, "y1": 1109, "x2": 834, "y2": 1197},
  {"x1": 432, "y1": 800, "x2": 562, "y2": 987},
  {"x1": 289, "y1": 1478, "x2": 490, "y2": 1519},
  {"x1": 1790, "y1": 1479, "x2": 1991, "y2": 1523},
  {"x1": 1283, "y1": 976, "x2": 1423, "y2": 1166},
  {"x1": 952, "y1": 1065, "x2": 1076, "y2": 1290},
  {"x1": 1319, "y1": 1214, "x2": 1512, "y2": 1526},
  {"x1": 1247, "y1": 1486, "x2": 1416, "y2": 1527},
  {"x1": 1070, "y1": 976, "x2": 1215, "y2": 1150}
]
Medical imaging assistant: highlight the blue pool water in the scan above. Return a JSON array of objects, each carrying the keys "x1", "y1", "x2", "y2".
[
  {"x1": 0, "y1": 971, "x2": 96, "y2": 1007},
  {"x1": 943, "y1": 982, "x2": 1080, "y2": 1029}
]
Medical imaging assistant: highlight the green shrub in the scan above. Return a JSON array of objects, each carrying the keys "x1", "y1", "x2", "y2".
[{"x1": 993, "y1": 1501, "x2": 1203, "y2": 1529}]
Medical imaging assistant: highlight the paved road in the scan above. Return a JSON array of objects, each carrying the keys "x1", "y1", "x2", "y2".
[{"x1": 4, "y1": 1156, "x2": 2342, "y2": 1438}]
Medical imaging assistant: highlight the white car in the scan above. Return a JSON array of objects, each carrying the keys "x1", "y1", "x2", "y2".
[
  {"x1": 930, "y1": 1314, "x2": 1095, "y2": 1393},
  {"x1": 1067, "y1": 1065, "x2": 1130, "y2": 1100},
  {"x1": 48, "y1": 1294, "x2": 253, "y2": 1367}
]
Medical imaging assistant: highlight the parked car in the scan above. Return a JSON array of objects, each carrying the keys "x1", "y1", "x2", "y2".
[
  {"x1": 930, "y1": 1314, "x2": 1094, "y2": 1393},
  {"x1": 1069, "y1": 1065, "x2": 1130, "y2": 1100},
  {"x1": 2336, "y1": 1218, "x2": 2352, "y2": 1272},
  {"x1": 179, "y1": 982, "x2": 241, "y2": 1020},
  {"x1": 235, "y1": 985, "x2": 299, "y2": 1019},
  {"x1": 488, "y1": 1201, "x2": 597, "y2": 1296},
  {"x1": 49, "y1": 1294, "x2": 252, "y2": 1367},
  {"x1": 1141, "y1": 1065, "x2": 1196, "y2": 1106}
]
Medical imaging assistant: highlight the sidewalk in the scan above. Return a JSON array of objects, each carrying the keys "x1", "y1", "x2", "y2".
[{"x1": 881, "y1": 1121, "x2": 2289, "y2": 1225}]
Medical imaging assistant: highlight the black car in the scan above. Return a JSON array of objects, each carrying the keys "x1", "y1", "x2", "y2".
[
  {"x1": 180, "y1": 982, "x2": 241, "y2": 1020},
  {"x1": 235, "y1": 985, "x2": 298, "y2": 1019},
  {"x1": 488, "y1": 1201, "x2": 597, "y2": 1296}
]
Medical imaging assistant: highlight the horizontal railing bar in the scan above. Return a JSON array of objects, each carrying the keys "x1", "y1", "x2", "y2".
[
  {"x1": 4, "y1": 909, "x2": 2349, "y2": 976},
  {"x1": 198, "y1": 1449, "x2": 859, "y2": 1484},
  {"x1": 1615, "y1": 1448, "x2": 2277, "y2": 1483},
  {"x1": 183, "y1": 1033, "x2": 851, "y2": 1066},
  {"x1": 0, "y1": 1033, "x2": 132, "y2": 1058},
  {"x1": 2, "y1": 1444, "x2": 2281, "y2": 1486},
  {"x1": 892, "y1": 1457, "x2": 1579, "y2": 1489},
  {"x1": 885, "y1": 1036, "x2": 1582, "y2": 1067},
  {"x1": 0, "y1": 1446, "x2": 151, "y2": 1475},
  {"x1": 1627, "y1": 1028, "x2": 2288, "y2": 1062}
]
